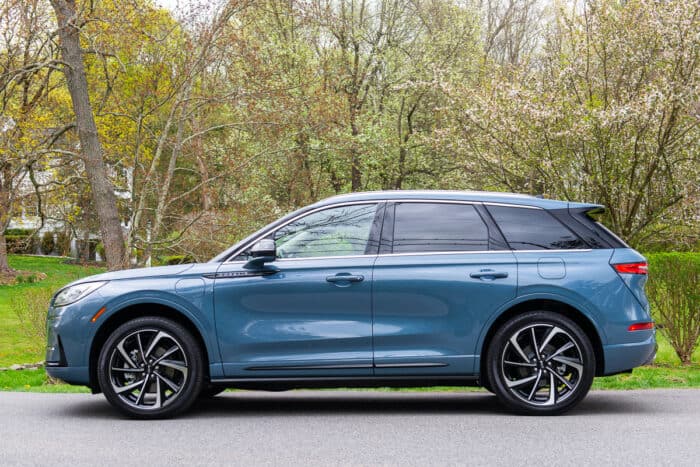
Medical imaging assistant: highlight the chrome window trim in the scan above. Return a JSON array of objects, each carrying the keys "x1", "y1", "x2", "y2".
[
  {"x1": 381, "y1": 199, "x2": 540, "y2": 210},
  {"x1": 482, "y1": 201, "x2": 541, "y2": 210},
  {"x1": 223, "y1": 249, "x2": 593, "y2": 264},
  {"x1": 223, "y1": 199, "x2": 576, "y2": 264},
  {"x1": 376, "y1": 249, "x2": 591, "y2": 259}
]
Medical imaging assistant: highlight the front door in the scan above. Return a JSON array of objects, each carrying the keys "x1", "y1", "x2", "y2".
[
  {"x1": 372, "y1": 201, "x2": 518, "y2": 376},
  {"x1": 214, "y1": 202, "x2": 382, "y2": 377}
]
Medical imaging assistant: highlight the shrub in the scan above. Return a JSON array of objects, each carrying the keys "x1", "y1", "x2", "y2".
[
  {"x1": 162, "y1": 255, "x2": 195, "y2": 265},
  {"x1": 4, "y1": 228, "x2": 33, "y2": 236},
  {"x1": 10, "y1": 287, "x2": 54, "y2": 354},
  {"x1": 646, "y1": 253, "x2": 700, "y2": 364},
  {"x1": 55, "y1": 231, "x2": 71, "y2": 256},
  {"x1": 5, "y1": 233, "x2": 38, "y2": 254},
  {"x1": 15, "y1": 274, "x2": 38, "y2": 284},
  {"x1": 41, "y1": 232, "x2": 55, "y2": 255}
]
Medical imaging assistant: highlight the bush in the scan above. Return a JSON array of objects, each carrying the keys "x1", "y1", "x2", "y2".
[
  {"x1": 55, "y1": 231, "x2": 71, "y2": 256},
  {"x1": 161, "y1": 255, "x2": 195, "y2": 265},
  {"x1": 10, "y1": 287, "x2": 54, "y2": 354},
  {"x1": 4, "y1": 228, "x2": 33, "y2": 236},
  {"x1": 5, "y1": 233, "x2": 38, "y2": 254},
  {"x1": 41, "y1": 232, "x2": 55, "y2": 255},
  {"x1": 646, "y1": 253, "x2": 700, "y2": 364},
  {"x1": 96, "y1": 242, "x2": 105, "y2": 261}
]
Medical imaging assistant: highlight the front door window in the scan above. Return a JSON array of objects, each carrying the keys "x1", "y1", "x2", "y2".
[{"x1": 274, "y1": 204, "x2": 377, "y2": 259}]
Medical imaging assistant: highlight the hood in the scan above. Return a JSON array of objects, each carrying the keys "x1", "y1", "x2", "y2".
[{"x1": 69, "y1": 263, "x2": 197, "y2": 286}]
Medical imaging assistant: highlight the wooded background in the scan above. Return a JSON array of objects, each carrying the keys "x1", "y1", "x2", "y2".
[{"x1": 1, "y1": 0, "x2": 698, "y2": 271}]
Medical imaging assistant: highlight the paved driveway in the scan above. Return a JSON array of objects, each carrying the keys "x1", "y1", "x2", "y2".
[{"x1": 1, "y1": 389, "x2": 698, "y2": 466}]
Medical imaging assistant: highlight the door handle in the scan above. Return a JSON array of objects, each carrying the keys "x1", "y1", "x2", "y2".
[
  {"x1": 470, "y1": 270, "x2": 509, "y2": 280},
  {"x1": 326, "y1": 274, "x2": 364, "y2": 283}
]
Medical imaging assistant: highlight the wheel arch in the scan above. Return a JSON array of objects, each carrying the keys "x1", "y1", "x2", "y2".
[
  {"x1": 88, "y1": 302, "x2": 211, "y2": 393},
  {"x1": 479, "y1": 299, "x2": 605, "y2": 382}
]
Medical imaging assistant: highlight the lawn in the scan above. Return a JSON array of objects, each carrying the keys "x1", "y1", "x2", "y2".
[
  {"x1": 0, "y1": 254, "x2": 698, "y2": 392},
  {"x1": 0, "y1": 255, "x2": 104, "y2": 367}
]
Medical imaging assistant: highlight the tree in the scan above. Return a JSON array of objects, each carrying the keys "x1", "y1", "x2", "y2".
[
  {"x1": 49, "y1": 0, "x2": 126, "y2": 270},
  {"x1": 444, "y1": 0, "x2": 700, "y2": 246},
  {"x1": 0, "y1": 0, "x2": 62, "y2": 274}
]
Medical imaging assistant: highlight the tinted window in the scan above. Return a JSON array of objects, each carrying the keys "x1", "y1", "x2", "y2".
[
  {"x1": 392, "y1": 203, "x2": 488, "y2": 253},
  {"x1": 487, "y1": 205, "x2": 586, "y2": 250},
  {"x1": 274, "y1": 204, "x2": 377, "y2": 259}
]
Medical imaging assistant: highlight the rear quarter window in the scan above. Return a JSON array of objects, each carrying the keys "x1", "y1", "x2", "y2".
[{"x1": 487, "y1": 205, "x2": 587, "y2": 250}]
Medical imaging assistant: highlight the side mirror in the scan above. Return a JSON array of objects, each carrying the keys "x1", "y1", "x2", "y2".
[{"x1": 244, "y1": 239, "x2": 276, "y2": 269}]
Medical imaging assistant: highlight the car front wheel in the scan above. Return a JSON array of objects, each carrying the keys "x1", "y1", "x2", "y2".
[
  {"x1": 97, "y1": 316, "x2": 204, "y2": 419},
  {"x1": 486, "y1": 311, "x2": 595, "y2": 415}
]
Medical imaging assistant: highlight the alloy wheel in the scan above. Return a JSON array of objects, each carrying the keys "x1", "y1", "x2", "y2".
[
  {"x1": 500, "y1": 323, "x2": 584, "y2": 407},
  {"x1": 107, "y1": 329, "x2": 189, "y2": 410}
]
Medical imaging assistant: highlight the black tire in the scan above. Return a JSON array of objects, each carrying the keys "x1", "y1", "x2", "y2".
[
  {"x1": 480, "y1": 376, "x2": 495, "y2": 394},
  {"x1": 97, "y1": 316, "x2": 204, "y2": 419},
  {"x1": 486, "y1": 311, "x2": 595, "y2": 415},
  {"x1": 200, "y1": 384, "x2": 227, "y2": 398}
]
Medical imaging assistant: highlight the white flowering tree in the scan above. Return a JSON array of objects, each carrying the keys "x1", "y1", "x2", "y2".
[{"x1": 443, "y1": 0, "x2": 700, "y2": 246}]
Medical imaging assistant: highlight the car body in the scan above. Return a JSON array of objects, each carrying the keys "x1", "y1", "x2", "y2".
[{"x1": 46, "y1": 190, "x2": 656, "y2": 418}]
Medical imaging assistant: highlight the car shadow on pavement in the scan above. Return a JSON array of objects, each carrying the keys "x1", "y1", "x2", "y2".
[
  {"x1": 61, "y1": 390, "x2": 656, "y2": 420},
  {"x1": 192, "y1": 392, "x2": 510, "y2": 417}
]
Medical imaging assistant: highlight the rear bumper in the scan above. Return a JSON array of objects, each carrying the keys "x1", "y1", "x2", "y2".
[{"x1": 602, "y1": 332, "x2": 656, "y2": 375}]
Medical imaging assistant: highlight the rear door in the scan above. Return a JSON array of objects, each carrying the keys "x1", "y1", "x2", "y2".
[{"x1": 372, "y1": 201, "x2": 517, "y2": 376}]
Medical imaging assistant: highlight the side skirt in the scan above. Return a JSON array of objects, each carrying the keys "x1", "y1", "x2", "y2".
[{"x1": 209, "y1": 375, "x2": 480, "y2": 391}]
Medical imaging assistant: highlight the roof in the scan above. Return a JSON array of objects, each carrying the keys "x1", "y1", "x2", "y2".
[{"x1": 311, "y1": 190, "x2": 600, "y2": 210}]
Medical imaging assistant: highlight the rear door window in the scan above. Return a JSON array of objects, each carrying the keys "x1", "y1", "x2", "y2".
[
  {"x1": 487, "y1": 205, "x2": 586, "y2": 250},
  {"x1": 391, "y1": 203, "x2": 489, "y2": 253}
]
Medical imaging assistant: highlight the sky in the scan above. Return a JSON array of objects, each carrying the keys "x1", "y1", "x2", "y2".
[{"x1": 154, "y1": 0, "x2": 178, "y2": 10}]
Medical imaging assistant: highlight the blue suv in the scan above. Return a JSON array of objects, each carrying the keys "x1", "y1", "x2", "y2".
[{"x1": 46, "y1": 191, "x2": 656, "y2": 418}]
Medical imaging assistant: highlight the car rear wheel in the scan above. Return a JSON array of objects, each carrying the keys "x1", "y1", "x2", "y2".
[
  {"x1": 486, "y1": 311, "x2": 595, "y2": 415},
  {"x1": 97, "y1": 316, "x2": 204, "y2": 419}
]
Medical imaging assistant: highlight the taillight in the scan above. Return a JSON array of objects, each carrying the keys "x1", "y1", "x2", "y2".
[
  {"x1": 628, "y1": 322, "x2": 654, "y2": 331},
  {"x1": 612, "y1": 262, "x2": 648, "y2": 275}
]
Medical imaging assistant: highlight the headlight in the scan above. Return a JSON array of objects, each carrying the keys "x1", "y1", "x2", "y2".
[{"x1": 53, "y1": 281, "x2": 107, "y2": 307}]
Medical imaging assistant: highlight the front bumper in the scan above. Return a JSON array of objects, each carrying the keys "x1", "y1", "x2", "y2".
[
  {"x1": 45, "y1": 366, "x2": 90, "y2": 386},
  {"x1": 45, "y1": 300, "x2": 99, "y2": 386}
]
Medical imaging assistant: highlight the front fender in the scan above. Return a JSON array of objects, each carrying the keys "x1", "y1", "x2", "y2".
[{"x1": 86, "y1": 281, "x2": 220, "y2": 373}]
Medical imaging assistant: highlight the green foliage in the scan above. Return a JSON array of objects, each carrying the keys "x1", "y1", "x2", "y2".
[
  {"x1": 0, "y1": 368, "x2": 89, "y2": 393},
  {"x1": 160, "y1": 255, "x2": 195, "y2": 265},
  {"x1": 0, "y1": 255, "x2": 104, "y2": 366},
  {"x1": 40, "y1": 232, "x2": 55, "y2": 255},
  {"x1": 4, "y1": 229, "x2": 33, "y2": 236},
  {"x1": 55, "y1": 231, "x2": 71, "y2": 257},
  {"x1": 96, "y1": 242, "x2": 105, "y2": 260},
  {"x1": 9, "y1": 286, "x2": 54, "y2": 354},
  {"x1": 646, "y1": 253, "x2": 700, "y2": 364},
  {"x1": 5, "y1": 235, "x2": 38, "y2": 254},
  {"x1": 14, "y1": 274, "x2": 39, "y2": 284},
  {"x1": 1, "y1": 0, "x2": 697, "y2": 265}
]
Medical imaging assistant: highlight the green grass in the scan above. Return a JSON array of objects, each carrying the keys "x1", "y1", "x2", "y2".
[
  {"x1": 0, "y1": 255, "x2": 104, "y2": 366},
  {"x1": 0, "y1": 368, "x2": 89, "y2": 393},
  {"x1": 0, "y1": 254, "x2": 699, "y2": 393}
]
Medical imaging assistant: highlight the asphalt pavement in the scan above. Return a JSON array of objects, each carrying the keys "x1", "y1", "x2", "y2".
[{"x1": 1, "y1": 389, "x2": 698, "y2": 466}]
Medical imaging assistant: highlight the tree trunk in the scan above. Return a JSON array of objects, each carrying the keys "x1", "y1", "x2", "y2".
[
  {"x1": 0, "y1": 162, "x2": 13, "y2": 274},
  {"x1": 350, "y1": 117, "x2": 361, "y2": 191},
  {"x1": 0, "y1": 233, "x2": 12, "y2": 273},
  {"x1": 50, "y1": 0, "x2": 126, "y2": 270}
]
